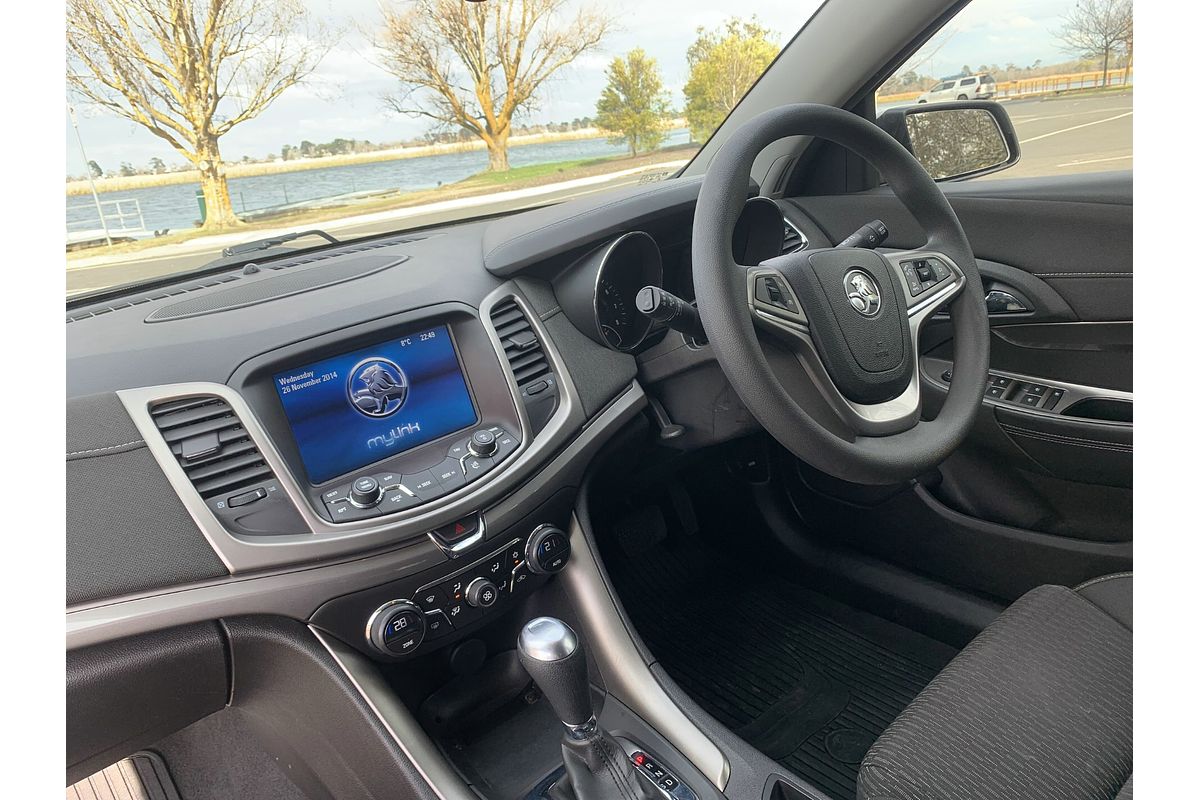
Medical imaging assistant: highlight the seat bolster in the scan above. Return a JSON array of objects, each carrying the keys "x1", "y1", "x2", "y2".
[{"x1": 1075, "y1": 572, "x2": 1132, "y2": 630}]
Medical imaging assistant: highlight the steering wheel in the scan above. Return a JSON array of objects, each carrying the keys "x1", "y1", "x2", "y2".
[{"x1": 692, "y1": 104, "x2": 989, "y2": 485}]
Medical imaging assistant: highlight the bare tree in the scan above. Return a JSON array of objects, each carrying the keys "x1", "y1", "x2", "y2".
[
  {"x1": 67, "y1": 0, "x2": 330, "y2": 229},
  {"x1": 376, "y1": 0, "x2": 614, "y2": 172},
  {"x1": 1058, "y1": 0, "x2": 1133, "y2": 86}
]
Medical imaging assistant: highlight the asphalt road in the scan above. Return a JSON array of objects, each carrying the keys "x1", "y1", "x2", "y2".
[{"x1": 67, "y1": 91, "x2": 1132, "y2": 296}]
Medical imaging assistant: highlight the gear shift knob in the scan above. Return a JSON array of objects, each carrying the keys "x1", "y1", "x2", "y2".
[{"x1": 517, "y1": 617, "x2": 595, "y2": 731}]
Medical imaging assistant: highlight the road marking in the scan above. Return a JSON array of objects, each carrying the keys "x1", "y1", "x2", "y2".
[
  {"x1": 1021, "y1": 111, "x2": 1133, "y2": 143},
  {"x1": 1055, "y1": 154, "x2": 1133, "y2": 167},
  {"x1": 1010, "y1": 107, "x2": 1132, "y2": 123}
]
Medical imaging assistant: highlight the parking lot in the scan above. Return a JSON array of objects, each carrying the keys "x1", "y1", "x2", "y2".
[{"x1": 981, "y1": 91, "x2": 1132, "y2": 179}]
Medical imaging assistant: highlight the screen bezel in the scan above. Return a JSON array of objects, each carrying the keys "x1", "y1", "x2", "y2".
[
  {"x1": 229, "y1": 304, "x2": 522, "y2": 497},
  {"x1": 271, "y1": 322, "x2": 480, "y2": 485}
]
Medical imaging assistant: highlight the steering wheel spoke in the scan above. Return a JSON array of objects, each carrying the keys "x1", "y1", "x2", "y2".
[{"x1": 693, "y1": 103, "x2": 989, "y2": 484}]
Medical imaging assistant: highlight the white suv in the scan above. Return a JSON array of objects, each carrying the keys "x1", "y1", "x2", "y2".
[{"x1": 917, "y1": 73, "x2": 996, "y2": 103}]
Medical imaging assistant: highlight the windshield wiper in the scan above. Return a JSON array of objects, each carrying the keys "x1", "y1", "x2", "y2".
[{"x1": 222, "y1": 228, "x2": 339, "y2": 258}]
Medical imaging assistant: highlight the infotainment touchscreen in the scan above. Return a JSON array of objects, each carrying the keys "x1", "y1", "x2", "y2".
[{"x1": 273, "y1": 325, "x2": 478, "y2": 484}]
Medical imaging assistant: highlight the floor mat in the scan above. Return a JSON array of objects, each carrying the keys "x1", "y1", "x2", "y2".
[{"x1": 606, "y1": 531, "x2": 958, "y2": 800}]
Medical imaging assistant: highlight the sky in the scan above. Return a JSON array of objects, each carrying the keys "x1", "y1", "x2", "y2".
[{"x1": 64, "y1": 0, "x2": 1077, "y2": 176}]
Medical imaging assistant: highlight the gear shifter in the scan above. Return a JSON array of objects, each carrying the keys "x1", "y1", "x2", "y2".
[{"x1": 518, "y1": 617, "x2": 659, "y2": 800}]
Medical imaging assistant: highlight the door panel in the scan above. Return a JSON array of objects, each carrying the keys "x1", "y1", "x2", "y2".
[{"x1": 782, "y1": 170, "x2": 1132, "y2": 592}]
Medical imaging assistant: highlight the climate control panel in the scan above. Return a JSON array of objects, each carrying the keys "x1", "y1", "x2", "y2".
[
  {"x1": 319, "y1": 425, "x2": 520, "y2": 522},
  {"x1": 311, "y1": 515, "x2": 573, "y2": 661}
]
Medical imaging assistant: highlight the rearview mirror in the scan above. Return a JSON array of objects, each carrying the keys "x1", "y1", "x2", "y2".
[{"x1": 877, "y1": 101, "x2": 1020, "y2": 181}]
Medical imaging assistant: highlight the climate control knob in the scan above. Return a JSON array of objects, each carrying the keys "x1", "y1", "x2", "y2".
[
  {"x1": 466, "y1": 577, "x2": 499, "y2": 608},
  {"x1": 526, "y1": 524, "x2": 571, "y2": 574},
  {"x1": 350, "y1": 475, "x2": 383, "y2": 507},
  {"x1": 468, "y1": 428, "x2": 498, "y2": 457},
  {"x1": 367, "y1": 600, "x2": 426, "y2": 656}
]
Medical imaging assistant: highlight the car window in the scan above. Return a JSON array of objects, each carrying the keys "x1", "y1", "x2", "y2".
[
  {"x1": 66, "y1": 1, "x2": 824, "y2": 297},
  {"x1": 876, "y1": 0, "x2": 1132, "y2": 180}
]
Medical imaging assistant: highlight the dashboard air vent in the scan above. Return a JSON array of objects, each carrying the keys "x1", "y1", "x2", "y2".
[
  {"x1": 150, "y1": 396, "x2": 274, "y2": 499},
  {"x1": 781, "y1": 218, "x2": 809, "y2": 254},
  {"x1": 490, "y1": 299, "x2": 551, "y2": 387}
]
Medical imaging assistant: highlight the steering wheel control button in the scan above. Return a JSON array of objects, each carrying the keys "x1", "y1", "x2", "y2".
[
  {"x1": 367, "y1": 600, "x2": 426, "y2": 656},
  {"x1": 754, "y1": 274, "x2": 798, "y2": 313},
  {"x1": 468, "y1": 428, "x2": 498, "y2": 457},
  {"x1": 526, "y1": 525, "x2": 571, "y2": 574},
  {"x1": 350, "y1": 476, "x2": 383, "y2": 507},
  {"x1": 466, "y1": 577, "x2": 499, "y2": 609}
]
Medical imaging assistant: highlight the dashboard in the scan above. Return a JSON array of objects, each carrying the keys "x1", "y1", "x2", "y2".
[{"x1": 64, "y1": 174, "x2": 815, "y2": 664}]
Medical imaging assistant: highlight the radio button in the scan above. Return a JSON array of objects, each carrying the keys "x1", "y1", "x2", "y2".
[
  {"x1": 326, "y1": 498, "x2": 381, "y2": 522},
  {"x1": 402, "y1": 470, "x2": 442, "y2": 501},
  {"x1": 446, "y1": 437, "x2": 471, "y2": 461},
  {"x1": 468, "y1": 428, "x2": 498, "y2": 457},
  {"x1": 433, "y1": 458, "x2": 467, "y2": 493},
  {"x1": 380, "y1": 486, "x2": 419, "y2": 513},
  {"x1": 462, "y1": 455, "x2": 495, "y2": 482},
  {"x1": 488, "y1": 427, "x2": 520, "y2": 461},
  {"x1": 350, "y1": 476, "x2": 383, "y2": 507}
]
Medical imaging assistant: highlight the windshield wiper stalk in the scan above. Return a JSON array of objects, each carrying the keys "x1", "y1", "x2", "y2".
[{"x1": 222, "y1": 229, "x2": 339, "y2": 258}]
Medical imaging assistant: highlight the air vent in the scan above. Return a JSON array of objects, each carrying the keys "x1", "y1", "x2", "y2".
[
  {"x1": 782, "y1": 218, "x2": 809, "y2": 254},
  {"x1": 490, "y1": 299, "x2": 551, "y2": 387},
  {"x1": 150, "y1": 396, "x2": 274, "y2": 499}
]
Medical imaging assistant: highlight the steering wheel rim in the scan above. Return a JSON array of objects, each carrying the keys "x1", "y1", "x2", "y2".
[{"x1": 692, "y1": 103, "x2": 990, "y2": 485}]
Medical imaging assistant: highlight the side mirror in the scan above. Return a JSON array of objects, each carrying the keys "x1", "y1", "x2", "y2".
[{"x1": 877, "y1": 101, "x2": 1020, "y2": 181}]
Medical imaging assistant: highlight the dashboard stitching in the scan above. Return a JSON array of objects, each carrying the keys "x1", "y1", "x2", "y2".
[
  {"x1": 1037, "y1": 272, "x2": 1132, "y2": 277},
  {"x1": 66, "y1": 439, "x2": 146, "y2": 459}
]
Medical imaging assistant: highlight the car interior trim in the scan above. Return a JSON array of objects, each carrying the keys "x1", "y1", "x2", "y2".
[
  {"x1": 65, "y1": 381, "x2": 648, "y2": 650},
  {"x1": 311, "y1": 626, "x2": 476, "y2": 800},
  {"x1": 920, "y1": 355, "x2": 1133, "y2": 419},
  {"x1": 560, "y1": 514, "x2": 732, "y2": 791},
  {"x1": 114, "y1": 286, "x2": 588, "y2": 574}
]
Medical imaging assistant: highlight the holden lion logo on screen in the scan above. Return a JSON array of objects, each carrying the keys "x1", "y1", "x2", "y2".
[{"x1": 347, "y1": 358, "x2": 409, "y2": 418}]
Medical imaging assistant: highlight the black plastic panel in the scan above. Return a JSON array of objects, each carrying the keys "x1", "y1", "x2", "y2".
[
  {"x1": 67, "y1": 622, "x2": 228, "y2": 785},
  {"x1": 311, "y1": 489, "x2": 576, "y2": 660}
]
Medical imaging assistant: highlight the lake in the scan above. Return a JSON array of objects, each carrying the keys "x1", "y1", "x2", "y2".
[{"x1": 66, "y1": 128, "x2": 694, "y2": 236}]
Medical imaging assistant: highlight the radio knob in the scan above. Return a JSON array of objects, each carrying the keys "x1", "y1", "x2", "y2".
[
  {"x1": 349, "y1": 475, "x2": 383, "y2": 507},
  {"x1": 466, "y1": 577, "x2": 499, "y2": 608},
  {"x1": 367, "y1": 600, "x2": 426, "y2": 656},
  {"x1": 468, "y1": 429, "x2": 498, "y2": 457}
]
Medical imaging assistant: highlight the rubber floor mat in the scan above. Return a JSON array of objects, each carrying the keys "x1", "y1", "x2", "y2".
[{"x1": 606, "y1": 533, "x2": 958, "y2": 800}]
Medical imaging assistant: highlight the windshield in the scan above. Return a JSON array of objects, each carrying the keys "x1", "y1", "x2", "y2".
[{"x1": 65, "y1": 0, "x2": 820, "y2": 297}]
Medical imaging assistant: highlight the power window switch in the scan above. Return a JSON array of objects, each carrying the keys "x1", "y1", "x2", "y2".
[
  {"x1": 990, "y1": 375, "x2": 1012, "y2": 388},
  {"x1": 986, "y1": 385, "x2": 1007, "y2": 399},
  {"x1": 1020, "y1": 394, "x2": 1042, "y2": 407},
  {"x1": 1025, "y1": 384, "x2": 1048, "y2": 396},
  {"x1": 1044, "y1": 388, "x2": 1065, "y2": 411}
]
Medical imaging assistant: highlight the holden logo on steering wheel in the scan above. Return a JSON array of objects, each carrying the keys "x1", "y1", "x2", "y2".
[{"x1": 843, "y1": 270, "x2": 882, "y2": 317}]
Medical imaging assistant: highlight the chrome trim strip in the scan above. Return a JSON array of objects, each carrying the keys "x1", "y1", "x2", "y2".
[
  {"x1": 116, "y1": 284, "x2": 586, "y2": 574},
  {"x1": 312, "y1": 627, "x2": 476, "y2": 800},
  {"x1": 66, "y1": 383, "x2": 646, "y2": 650},
  {"x1": 560, "y1": 515, "x2": 731, "y2": 790}
]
